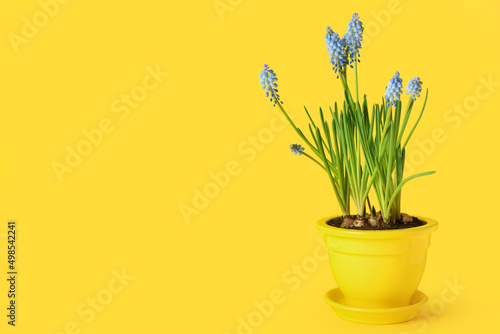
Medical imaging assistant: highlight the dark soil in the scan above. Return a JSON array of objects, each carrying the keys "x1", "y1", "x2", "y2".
[{"x1": 327, "y1": 215, "x2": 427, "y2": 230}]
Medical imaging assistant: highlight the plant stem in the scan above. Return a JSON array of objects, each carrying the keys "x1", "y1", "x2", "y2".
[
  {"x1": 316, "y1": 128, "x2": 348, "y2": 216},
  {"x1": 367, "y1": 196, "x2": 372, "y2": 215},
  {"x1": 354, "y1": 59, "x2": 359, "y2": 104},
  {"x1": 301, "y1": 152, "x2": 326, "y2": 170}
]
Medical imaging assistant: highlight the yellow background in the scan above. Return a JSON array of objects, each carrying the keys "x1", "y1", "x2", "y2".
[{"x1": 1, "y1": 0, "x2": 499, "y2": 333}]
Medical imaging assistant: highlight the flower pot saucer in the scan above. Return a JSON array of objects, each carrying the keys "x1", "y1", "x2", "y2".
[{"x1": 324, "y1": 288, "x2": 428, "y2": 324}]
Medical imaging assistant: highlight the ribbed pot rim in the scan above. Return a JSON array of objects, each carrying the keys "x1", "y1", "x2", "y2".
[{"x1": 317, "y1": 215, "x2": 438, "y2": 240}]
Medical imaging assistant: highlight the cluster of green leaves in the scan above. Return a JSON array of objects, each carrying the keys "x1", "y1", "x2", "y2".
[
  {"x1": 274, "y1": 66, "x2": 435, "y2": 223},
  {"x1": 353, "y1": 93, "x2": 435, "y2": 221}
]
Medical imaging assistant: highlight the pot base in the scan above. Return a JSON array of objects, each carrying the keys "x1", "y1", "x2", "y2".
[{"x1": 324, "y1": 288, "x2": 428, "y2": 324}]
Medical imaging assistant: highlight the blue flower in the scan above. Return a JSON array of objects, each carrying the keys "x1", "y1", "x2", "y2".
[
  {"x1": 259, "y1": 64, "x2": 282, "y2": 106},
  {"x1": 290, "y1": 144, "x2": 305, "y2": 156},
  {"x1": 325, "y1": 27, "x2": 348, "y2": 77},
  {"x1": 384, "y1": 71, "x2": 403, "y2": 107},
  {"x1": 344, "y1": 13, "x2": 364, "y2": 64},
  {"x1": 406, "y1": 76, "x2": 423, "y2": 101}
]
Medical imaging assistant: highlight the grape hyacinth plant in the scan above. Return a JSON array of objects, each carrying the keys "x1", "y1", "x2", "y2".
[{"x1": 258, "y1": 13, "x2": 435, "y2": 228}]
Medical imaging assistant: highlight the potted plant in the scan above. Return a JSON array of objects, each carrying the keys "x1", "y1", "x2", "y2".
[{"x1": 258, "y1": 13, "x2": 438, "y2": 324}]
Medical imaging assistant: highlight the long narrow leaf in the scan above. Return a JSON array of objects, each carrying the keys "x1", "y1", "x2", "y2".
[
  {"x1": 386, "y1": 170, "x2": 436, "y2": 211},
  {"x1": 402, "y1": 89, "x2": 429, "y2": 149}
]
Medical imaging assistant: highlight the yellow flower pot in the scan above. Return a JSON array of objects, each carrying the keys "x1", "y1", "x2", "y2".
[{"x1": 316, "y1": 215, "x2": 438, "y2": 324}]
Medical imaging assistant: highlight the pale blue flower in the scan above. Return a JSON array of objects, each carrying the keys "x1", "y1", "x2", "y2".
[
  {"x1": 384, "y1": 71, "x2": 403, "y2": 107},
  {"x1": 290, "y1": 144, "x2": 305, "y2": 156},
  {"x1": 259, "y1": 64, "x2": 282, "y2": 106},
  {"x1": 325, "y1": 27, "x2": 347, "y2": 77},
  {"x1": 344, "y1": 13, "x2": 364, "y2": 64},
  {"x1": 406, "y1": 76, "x2": 423, "y2": 101}
]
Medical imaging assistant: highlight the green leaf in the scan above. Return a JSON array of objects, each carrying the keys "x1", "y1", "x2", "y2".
[
  {"x1": 386, "y1": 170, "x2": 436, "y2": 211},
  {"x1": 402, "y1": 89, "x2": 429, "y2": 149}
]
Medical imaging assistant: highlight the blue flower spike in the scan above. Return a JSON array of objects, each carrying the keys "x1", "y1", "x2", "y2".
[
  {"x1": 290, "y1": 144, "x2": 305, "y2": 156},
  {"x1": 344, "y1": 13, "x2": 364, "y2": 65},
  {"x1": 325, "y1": 27, "x2": 348, "y2": 77},
  {"x1": 406, "y1": 76, "x2": 423, "y2": 101},
  {"x1": 259, "y1": 64, "x2": 282, "y2": 106},
  {"x1": 384, "y1": 71, "x2": 403, "y2": 108}
]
